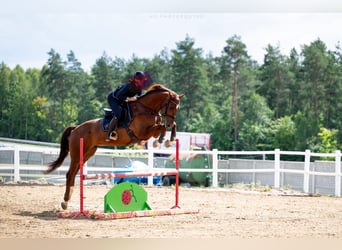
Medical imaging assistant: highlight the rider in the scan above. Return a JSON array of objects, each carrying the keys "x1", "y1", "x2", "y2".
[{"x1": 106, "y1": 71, "x2": 153, "y2": 141}]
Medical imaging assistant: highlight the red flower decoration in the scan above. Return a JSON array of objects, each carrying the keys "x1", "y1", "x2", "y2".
[{"x1": 121, "y1": 189, "x2": 132, "y2": 205}]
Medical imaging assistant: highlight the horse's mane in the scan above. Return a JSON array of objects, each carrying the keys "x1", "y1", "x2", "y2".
[
  {"x1": 136, "y1": 84, "x2": 179, "y2": 102},
  {"x1": 144, "y1": 84, "x2": 174, "y2": 96},
  {"x1": 146, "y1": 83, "x2": 167, "y2": 92}
]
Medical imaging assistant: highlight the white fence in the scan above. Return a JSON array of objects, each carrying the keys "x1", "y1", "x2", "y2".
[{"x1": 0, "y1": 140, "x2": 341, "y2": 196}]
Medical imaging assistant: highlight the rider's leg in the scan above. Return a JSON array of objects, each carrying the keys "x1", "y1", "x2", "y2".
[
  {"x1": 106, "y1": 93, "x2": 122, "y2": 141},
  {"x1": 106, "y1": 116, "x2": 118, "y2": 141}
]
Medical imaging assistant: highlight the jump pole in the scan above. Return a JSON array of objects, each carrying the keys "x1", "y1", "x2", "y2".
[
  {"x1": 57, "y1": 138, "x2": 199, "y2": 219},
  {"x1": 172, "y1": 138, "x2": 180, "y2": 209},
  {"x1": 72, "y1": 137, "x2": 87, "y2": 218}
]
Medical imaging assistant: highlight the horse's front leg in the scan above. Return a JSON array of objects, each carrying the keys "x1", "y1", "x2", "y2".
[
  {"x1": 170, "y1": 123, "x2": 176, "y2": 142},
  {"x1": 164, "y1": 123, "x2": 177, "y2": 148},
  {"x1": 152, "y1": 126, "x2": 166, "y2": 148},
  {"x1": 158, "y1": 131, "x2": 166, "y2": 143}
]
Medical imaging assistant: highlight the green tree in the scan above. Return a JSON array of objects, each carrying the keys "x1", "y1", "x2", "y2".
[
  {"x1": 321, "y1": 46, "x2": 342, "y2": 130},
  {"x1": 170, "y1": 35, "x2": 208, "y2": 131},
  {"x1": 286, "y1": 48, "x2": 303, "y2": 115},
  {"x1": 218, "y1": 35, "x2": 253, "y2": 149},
  {"x1": 91, "y1": 52, "x2": 117, "y2": 107},
  {"x1": 332, "y1": 43, "x2": 342, "y2": 142},
  {"x1": 204, "y1": 53, "x2": 221, "y2": 105},
  {"x1": 145, "y1": 48, "x2": 172, "y2": 86},
  {"x1": 294, "y1": 39, "x2": 336, "y2": 147},
  {"x1": 271, "y1": 115, "x2": 296, "y2": 150},
  {"x1": 308, "y1": 127, "x2": 339, "y2": 153},
  {"x1": 7, "y1": 66, "x2": 30, "y2": 138},
  {"x1": 301, "y1": 39, "x2": 329, "y2": 115},
  {"x1": 210, "y1": 97, "x2": 234, "y2": 150},
  {"x1": 30, "y1": 96, "x2": 50, "y2": 141},
  {"x1": 0, "y1": 63, "x2": 11, "y2": 137},
  {"x1": 24, "y1": 68, "x2": 43, "y2": 140},
  {"x1": 292, "y1": 111, "x2": 319, "y2": 151},
  {"x1": 41, "y1": 49, "x2": 66, "y2": 141},
  {"x1": 258, "y1": 44, "x2": 293, "y2": 118},
  {"x1": 64, "y1": 50, "x2": 91, "y2": 124},
  {"x1": 238, "y1": 93, "x2": 273, "y2": 150}
]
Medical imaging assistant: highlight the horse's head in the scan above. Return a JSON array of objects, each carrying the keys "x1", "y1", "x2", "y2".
[
  {"x1": 143, "y1": 84, "x2": 184, "y2": 128},
  {"x1": 161, "y1": 90, "x2": 184, "y2": 129}
]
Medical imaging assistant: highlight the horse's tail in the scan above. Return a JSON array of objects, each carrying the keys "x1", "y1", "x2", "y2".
[{"x1": 44, "y1": 126, "x2": 76, "y2": 174}]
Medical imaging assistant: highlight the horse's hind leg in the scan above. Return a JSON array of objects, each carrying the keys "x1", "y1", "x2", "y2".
[{"x1": 61, "y1": 160, "x2": 79, "y2": 210}]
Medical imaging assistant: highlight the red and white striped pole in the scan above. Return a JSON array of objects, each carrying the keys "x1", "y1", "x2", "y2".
[
  {"x1": 73, "y1": 137, "x2": 85, "y2": 218},
  {"x1": 172, "y1": 139, "x2": 180, "y2": 209},
  {"x1": 79, "y1": 138, "x2": 84, "y2": 214}
]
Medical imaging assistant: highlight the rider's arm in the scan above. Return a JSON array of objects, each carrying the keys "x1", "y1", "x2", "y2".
[
  {"x1": 127, "y1": 89, "x2": 142, "y2": 101},
  {"x1": 115, "y1": 83, "x2": 131, "y2": 101}
]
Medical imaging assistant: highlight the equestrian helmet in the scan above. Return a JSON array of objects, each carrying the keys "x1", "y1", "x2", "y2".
[{"x1": 134, "y1": 71, "x2": 153, "y2": 87}]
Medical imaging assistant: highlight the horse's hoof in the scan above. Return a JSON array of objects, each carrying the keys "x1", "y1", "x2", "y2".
[
  {"x1": 164, "y1": 140, "x2": 173, "y2": 148},
  {"x1": 153, "y1": 140, "x2": 160, "y2": 148},
  {"x1": 61, "y1": 201, "x2": 68, "y2": 210}
]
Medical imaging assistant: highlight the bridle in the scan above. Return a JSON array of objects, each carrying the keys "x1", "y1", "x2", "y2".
[
  {"x1": 126, "y1": 86, "x2": 180, "y2": 143},
  {"x1": 135, "y1": 90, "x2": 179, "y2": 123},
  {"x1": 160, "y1": 93, "x2": 179, "y2": 121}
]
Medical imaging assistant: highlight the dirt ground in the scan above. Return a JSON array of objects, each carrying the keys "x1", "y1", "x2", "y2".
[{"x1": 1, "y1": 181, "x2": 342, "y2": 238}]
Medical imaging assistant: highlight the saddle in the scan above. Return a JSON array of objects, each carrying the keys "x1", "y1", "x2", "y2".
[{"x1": 101, "y1": 102, "x2": 132, "y2": 131}]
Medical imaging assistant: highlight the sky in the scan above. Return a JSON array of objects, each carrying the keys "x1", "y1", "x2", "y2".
[{"x1": 1, "y1": 0, "x2": 342, "y2": 72}]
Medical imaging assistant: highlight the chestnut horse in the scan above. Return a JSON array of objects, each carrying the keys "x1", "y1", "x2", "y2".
[{"x1": 45, "y1": 84, "x2": 184, "y2": 210}]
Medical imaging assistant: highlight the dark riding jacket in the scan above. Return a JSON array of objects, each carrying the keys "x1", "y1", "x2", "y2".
[
  {"x1": 107, "y1": 82, "x2": 143, "y2": 119},
  {"x1": 113, "y1": 82, "x2": 142, "y2": 102}
]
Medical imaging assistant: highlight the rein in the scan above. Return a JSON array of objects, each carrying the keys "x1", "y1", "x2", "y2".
[{"x1": 133, "y1": 100, "x2": 160, "y2": 117}]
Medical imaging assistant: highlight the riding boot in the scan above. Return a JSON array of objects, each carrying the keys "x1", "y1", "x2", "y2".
[{"x1": 106, "y1": 117, "x2": 118, "y2": 141}]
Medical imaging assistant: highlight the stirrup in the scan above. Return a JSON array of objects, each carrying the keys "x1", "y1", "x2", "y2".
[{"x1": 109, "y1": 131, "x2": 118, "y2": 141}]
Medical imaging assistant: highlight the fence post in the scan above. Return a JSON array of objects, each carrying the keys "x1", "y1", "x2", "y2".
[
  {"x1": 303, "y1": 149, "x2": 311, "y2": 193},
  {"x1": 274, "y1": 149, "x2": 280, "y2": 188},
  {"x1": 212, "y1": 149, "x2": 218, "y2": 188},
  {"x1": 14, "y1": 145, "x2": 20, "y2": 182},
  {"x1": 335, "y1": 150, "x2": 341, "y2": 197}
]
